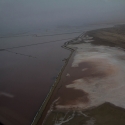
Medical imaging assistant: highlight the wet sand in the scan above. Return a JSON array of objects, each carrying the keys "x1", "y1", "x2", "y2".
[{"x1": 38, "y1": 24, "x2": 125, "y2": 125}]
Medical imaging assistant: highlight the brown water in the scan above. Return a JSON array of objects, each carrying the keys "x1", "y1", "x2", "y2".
[
  {"x1": 0, "y1": 32, "x2": 81, "y2": 125},
  {"x1": 0, "y1": 25, "x2": 118, "y2": 125}
]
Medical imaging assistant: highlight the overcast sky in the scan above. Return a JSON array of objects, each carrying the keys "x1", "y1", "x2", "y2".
[{"x1": 0, "y1": 0, "x2": 125, "y2": 34}]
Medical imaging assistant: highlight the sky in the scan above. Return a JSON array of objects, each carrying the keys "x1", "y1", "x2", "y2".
[{"x1": 0, "y1": 0, "x2": 125, "y2": 34}]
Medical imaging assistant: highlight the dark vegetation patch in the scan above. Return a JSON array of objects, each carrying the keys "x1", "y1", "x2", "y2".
[
  {"x1": 86, "y1": 24, "x2": 125, "y2": 49},
  {"x1": 44, "y1": 102, "x2": 125, "y2": 125}
]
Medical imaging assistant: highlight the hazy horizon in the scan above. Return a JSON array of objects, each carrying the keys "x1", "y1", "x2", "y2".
[{"x1": 0, "y1": 0, "x2": 125, "y2": 35}]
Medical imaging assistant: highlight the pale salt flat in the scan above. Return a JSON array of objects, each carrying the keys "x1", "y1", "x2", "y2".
[{"x1": 55, "y1": 43, "x2": 125, "y2": 110}]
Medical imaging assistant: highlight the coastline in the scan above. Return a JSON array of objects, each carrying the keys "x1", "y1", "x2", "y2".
[
  {"x1": 32, "y1": 24, "x2": 125, "y2": 125},
  {"x1": 31, "y1": 36, "x2": 77, "y2": 125},
  {"x1": 31, "y1": 25, "x2": 105, "y2": 124}
]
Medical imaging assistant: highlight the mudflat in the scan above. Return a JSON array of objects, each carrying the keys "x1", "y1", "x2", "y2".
[{"x1": 38, "y1": 24, "x2": 125, "y2": 125}]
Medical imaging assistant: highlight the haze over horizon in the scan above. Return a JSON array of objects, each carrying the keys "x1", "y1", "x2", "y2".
[{"x1": 0, "y1": 0, "x2": 125, "y2": 35}]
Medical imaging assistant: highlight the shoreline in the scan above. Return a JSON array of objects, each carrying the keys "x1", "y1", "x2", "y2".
[
  {"x1": 31, "y1": 24, "x2": 125, "y2": 125},
  {"x1": 31, "y1": 36, "x2": 77, "y2": 125}
]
